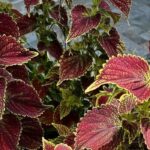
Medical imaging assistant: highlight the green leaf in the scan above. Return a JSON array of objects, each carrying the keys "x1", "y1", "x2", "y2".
[{"x1": 52, "y1": 123, "x2": 71, "y2": 136}]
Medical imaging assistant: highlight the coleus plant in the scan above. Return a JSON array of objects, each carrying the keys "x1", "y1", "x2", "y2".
[{"x1": 0, "y1": 0, "x2": 150, "y2": 150}]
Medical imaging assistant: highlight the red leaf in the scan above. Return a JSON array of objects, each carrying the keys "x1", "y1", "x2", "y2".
[
  {"x1": 0, "y1": 114, "x2": 21, "y2": 150},
  {"x1": 55, "y1": 143, "x2": 72, "y2": 150},
  {"x1": 108, "y1": 0, "x2": 132, "y2": 16},
  {"x1": 141, "y1": 118, "x2": 150, "y2": 149},
  {"x1": 67, "y1": 5, "x2": 101, "y2": 42},
  {"x1": 75, "y1": 105, "x2": 121, "y2": 150},
  {"x1": 43, "y1": 138, "x2": 55, "y2": 150},
  {"x1": 64, "y1": 133, "x2": 75, "y2": 149},
  {"x1": 50, "y1": 5, "x2": 68, "y2": 26},
  {"x1": 58, "y1": 52, "x2": 92, "y2": 84},
  {"x1": 99, "y1": 0, "x2": 111, "y2": 11},
  {"x1": 24, "y1": 0, "x2": 39, "y2": 13},
  {"x1": 6, "y1": 65, "x2": 29, "y2": 83},
  {"x1": 0, "y1": 35, "x2": 38, "y2": 66},
  {"x1": 6, "y1": 80, "x2": 46, "y2": 117},
  {"x1": 38, "y1": 40, "x2": 63, "y2": 60},
  {"x1": 118, "y1": 94, "x2": 136, "y2": 114},
  {"x1": 85, "y1": 55, "x2": 150, "y2": 101},
  {"x1": 0, "y1": 78, "x2": 6, "y2": 119},
  {"x1": 0, "y1": 13, "x2": 20, "y2": 38},
  {"x1": 0, "y1": 68, "x2": 12, "y2": 81},
  {"x1": 99, "y1": 28, "x2": 124, "y2": 57},
  {"x1": 39, "y1": 108, "x2": 54, "y2": 125},
  {"x1": 16, "y1": 15, "x2": 36, "y2": 36},
  {"x1": 19, "y1": 117, "x2": 43, "y2": 149},
  {"x1": 32, "y1": 78, "x2": 49, "y2": 98}
]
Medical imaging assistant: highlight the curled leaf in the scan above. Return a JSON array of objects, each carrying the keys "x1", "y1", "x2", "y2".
[
  {"x1": 85, "y1": 55, "x2": 150, "y2": 101},
  {"x1": 0, "y1": 35, "x2": 38, "y2": 66},
  {"x1": 0, "y1": 13, "x2": 20, "y2": 38},
  {"x1": 75, "y1": 105, "x2": 121, "y2": 150},
  {"x1": 67, "y1": 5, "x2": 101, "y2": 42},
  {"x1": 0, "y1": 114, "x2": 21, "y2": 150},
  {"x1": 6, "y1": 80, "x2": 46, "y2": 117}
]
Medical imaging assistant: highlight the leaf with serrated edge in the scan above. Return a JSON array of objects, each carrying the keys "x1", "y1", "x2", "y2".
[
  {"x1": 0, "y1": 114, "x2": 21, "y2": 150},
  {"x1": 75, "y1": 105, "x2": 121, "y2": 150},
  {"x1": 0, "y1": 68, "x2": 12, "y2": 81},
  {"x1": 141, "y1": 118, "x2": 150, "y2": 149},
  {"x1": 99, "y1": 28, "x2": 124, "y2": 57},
  {"x1": 108, "y1": 0, "x2": 132, "y2": 16},
  {"x1": 42, "y1": 138, "x2": 72, "y2": 150},
  {"x1": 6, "y1": 65, "x2": 29, "y2": 82},
  {"x1": 58, "y1": 52, "x2": 92, "y2": 85},
  {"x1": 0, "y1": 13, "x2": 20, "y2": 38},
  {"x1": 42, "y1": 138, "x2": 55, "y2": 150},
  {"x1": 66, "y1": 5, "x2": 101, "y2": 42},
  {"x1": 85, "y1": 55, "x2": 150, "y2": 101},
  {"x1": 0, "y1": 35, "x2": 38, "y2": 66},
  {"x1": 19, "y1": 117, "x2": 43, "y2": 149},
  {"x1": 54, "y1": 143, "x2": 72, "y2": 150},
  {"x1": 119, "y1": 94, "x2": 136, "y2": 114},
  {"x1": 0, "y1": 78, "x2": 6, "y2": 119},
  {"x1": 6, "y1": 80, "x2": 46, "y2": 117}
]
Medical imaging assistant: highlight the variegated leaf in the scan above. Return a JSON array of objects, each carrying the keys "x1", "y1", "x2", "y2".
[{"x1": 85, "y1": 55, "x2": 150, "y2": 101}]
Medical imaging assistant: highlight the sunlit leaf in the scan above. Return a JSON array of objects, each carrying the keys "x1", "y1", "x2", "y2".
[
  {"x1": 0, "y1": 78, "x2": 6, "y2": 119},
  {"x1": 19, "y1": 117, "x2": 43, "y2": 149},
  {"x1": 50, "y1": 5, "x2": 68, "y2": 26},
  {"x1": 0, "y1": 13, "x2": 20, "y2": 38},
  {"x1": 75, "y1": 105, "x2": 121, "y2": 150},
  {"x1": 67, "y1": 5, "x2": 101, "y2": 42},
  {"x1": 6, "y1": 80, "x2": 46, "y2": 117},
  {"x1": 99, "y1": 28, "x2": 124, "y2": 57},
  {"x1": 58, "y1": 52, "x2": 92, "y2": 84},
  {"x1": 0, "y1": 114, "x2": 21, "y2": 150},
  {"x1": 0, "y1": 35, "x2": 38, "y2": 66},
  {"x1": 141, "y1": 118, "x2": 150, "y2": 149},
  {"x1": 85, "y1": 55, "x2": 150, "y2": 101},
  {"x1": 108, "y1": 0, "x2": 132, "y2": 16}
]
